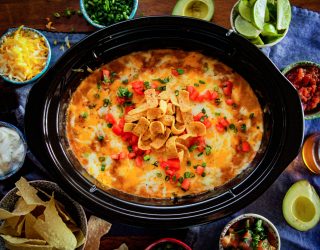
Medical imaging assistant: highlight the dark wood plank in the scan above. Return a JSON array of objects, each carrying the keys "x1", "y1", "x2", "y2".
[{"x1": 0, "y1": 0, "x2": 319, "y2": 35}]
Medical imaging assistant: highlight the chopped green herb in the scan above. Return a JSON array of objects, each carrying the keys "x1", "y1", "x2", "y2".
[
  {"x1": 64, "y1": 8, "x2": 75, "y2": 18},
  {"x1": 194, "y1": 83, "x2": 200, "y2": 87},
  {"x1": 214, "y1": 112, "x2": 221, "y2": 116},
  {"x1": 178, "y1": 177, "x2": 184, "y2": 183},
  {"x1": 156, "y1": 86, "x2": 166, "y2": 91},
  {"x1": 127, "y1": 146, "x2": 133, "y2": 152},
  {"x1": 190, "y1": 172, "x2": 195, "y2": 178},
  {"x1": 99, "y1": 157, "x2": 105, "y2": 162},
  {"x1": 202, "y1": 162, "x2": 206, "y2": 167},
  {"x1": 197, "y1": 152, "x2": 203, "y2": 157},
  {"x1": 188, "y1": 144, "x2": 198, "y2": 152},
  {"x1": 101, "y1": 164, "x2": 106, "y2": 171},
  {"x1": 94, "y1": 93, "x2": 100, "y2": 99},
  {"x1": 205, "y1": 145, "x2": 212, "y2": 155},
  {"x1": 144, "y1": 81, "x2": 151, "y2": 89},
  {"x1": 203, "y1": 62, "x2": 209, "y2": 72},
  {"x1": 229, "y1": 124, "x2": 238, "y2": 133},
  {"x1": 153, "y1": 77, "x2": 170, "y2": 84},
  {"x1": 107, "y1": 123, "x2": 113, "y2": 128},
  {"x1": 123, "y1": 101, "x2": 133, "y2": 107},
  {"x1": 156, "y1": 172, "x2": 162, "y2": 178},
  {"x1": 184, "y1": 172, "x2": 191, "y2": 178},
  {"x1": 97, "y1": 135, "x2": 104, "y2": 141},
  {"x1": 103, "y1": 98, "x2": 111, "y2": 107},
  {"x1": 175, "y1": 90, "x2": 179, "y2": 96},
  {"x1": 201, "y1": 172, "x2": 206, "y2": 177},
  {"x1": 165, "y1": 176, "x2": 170, "y2": 181},
  {"x1": 199, "y1": 80, "x2": 206, "y2": 84},
  {"x1": 241, "y1": 124, "x2": 247, "y2": 132},
  {"x1": 53, "y1": 12, "x2": 61, "y2": 18},
  {"x1": 122, "y1": 79, "x2": 128, "y2": 84},
  {"x1": 201, "y1": 108, "x2": 206, "y2": 114},
  {"x1": 97, "y1": 83, "x2": 101, "y2": 90},
  {"x1": 200, "y1": 116, "x2": 205, "y2": 122},
  {"x1": 187, "y1": 160, "x2": 191, "y2": 166},
  {"x1": 152, "y1": 161, "x2": 159, "y2": 167},
  {"x1": 117, "y1": 86, "x2": 133, "y2": 98},
  {"x1": 143, "y1": 155, "x2": 150, "y2": 161},
  {"x1": 215, "y1": 98, "x2": 221, "y2": 105},
  {"x1": 249, "y1": 113, "x2": 255, "y2": 119},
  {"x1": 172, "y1": 175, "x2": 177, "y2": 182},
  {"x1": 80, "y1": 112, "x2": 88, "y2": 119},
  {"x1": 177, "y1": 68, "x2": 184, "y2": 75}
]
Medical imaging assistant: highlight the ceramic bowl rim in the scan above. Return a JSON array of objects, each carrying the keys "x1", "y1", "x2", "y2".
[
  {"x1": 79, "y1": 0, "x2": 139, "y2": 29},
  {"x1": 219, "y1": 213, "x2": 280, "y2": 250},
  {"x1": 0, "y1": 121, "x2": 27, "y2": 180},
  {"x1": 230, "y1": 0, "x2": 289, "y2": 48},
  {"x1": 0, "y1": 26, "x2": 52, "y2": 85},
  {"x1": 144, "y1": 237, "x2": 192, "y2": 250}
]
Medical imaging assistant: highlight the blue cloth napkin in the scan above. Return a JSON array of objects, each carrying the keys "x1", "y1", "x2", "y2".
[
  {"x1": 3, "y1": 6, "x2": 320, "y2": 250},
  {"x1": 186, "y1": 6, "x2": 320, "y2": 250}
]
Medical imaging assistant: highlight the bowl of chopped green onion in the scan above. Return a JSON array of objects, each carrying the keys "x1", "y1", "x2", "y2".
[
  {"x1": 80, "y1": 0, "x2": 139, "y2": 29},
  {"x1": 219, "y1": 213, "x2": 280, "y2": 250}
]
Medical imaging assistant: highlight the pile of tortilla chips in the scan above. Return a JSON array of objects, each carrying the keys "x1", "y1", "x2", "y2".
[
  {"x1": 124, "y1": 88, "x2": 206, "y2": 162},
  {"x1": 0, "y1": 177, "x2": 85, "y2": 250}
]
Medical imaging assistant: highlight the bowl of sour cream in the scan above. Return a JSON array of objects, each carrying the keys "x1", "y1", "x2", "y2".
[{"x1": 0, "y1": 121, "x2": 27, "y2": 180}]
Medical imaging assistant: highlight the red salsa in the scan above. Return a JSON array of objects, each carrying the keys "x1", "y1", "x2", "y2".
[{"x1": 285, "y1": 66, "x2": 320, "y2": 112}]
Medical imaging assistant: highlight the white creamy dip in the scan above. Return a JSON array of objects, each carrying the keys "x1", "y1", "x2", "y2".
[{"x1": 0, "y1": 126, "x2": 25, "y2": 176}]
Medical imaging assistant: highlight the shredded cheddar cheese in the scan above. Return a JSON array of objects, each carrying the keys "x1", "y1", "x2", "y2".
[{"x1": 0, "y1": 26, "x2": 49, "y2": 82}]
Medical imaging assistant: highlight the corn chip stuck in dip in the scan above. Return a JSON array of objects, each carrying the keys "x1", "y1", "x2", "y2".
[
  {"x1": 66, "y1": 49, "x2": 264, "y2": 199},
  {"x1": 0, "y1": 26, "x2": 49, "y2": 82}
]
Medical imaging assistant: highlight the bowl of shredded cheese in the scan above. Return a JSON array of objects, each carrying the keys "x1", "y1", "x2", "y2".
[{"x1": 0, "y1": 26, "x2": 51, "y2": 84}]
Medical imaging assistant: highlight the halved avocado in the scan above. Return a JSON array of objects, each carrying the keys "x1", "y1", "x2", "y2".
[
  {"x1": 282, "y1": 180, "x2": 320, "y2": 231},
  {"x1": 172, "y1": 0, "x2": 215, "y2": 21}
]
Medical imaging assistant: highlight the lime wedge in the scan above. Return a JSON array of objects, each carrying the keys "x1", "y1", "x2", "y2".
[
  {"x1": 261, "y1": 23, "x2": 277, "y2": 36},
  {"x1": 277, "y1": 0, "x2": 291, "y2": 30},
  {"x1": 249, "y1": 0, "x2": 257, "y2": 6},
  {"x1": 250, "y1": 36, "x2": 264, "y2": 45},
  {"x1": 251, "y1": 0, "x2": 267, "y2": 30},
  {"x1": 264, "y1": 34, "x2": 284, "y2": 43},
  {"x1": 235, "y1": 15, "x2": 261, "y2": 39},
  {"x1": 172, "y1": 0, "x2": 215, "y2": 21},
  {"x1": 239, "y1": 0, "x2": 252, "y2": 22}
]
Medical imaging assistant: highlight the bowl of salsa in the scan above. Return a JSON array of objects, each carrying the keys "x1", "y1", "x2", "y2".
[
  {"x1": 219, "y1": 213, "x2": 280, "y2": 250},
  {"x1": 282, "y1": 61, "x2": 320, "y2": 120},
  {"x1": 145, "y1": 238, "x2": 192, "y2": 250}
]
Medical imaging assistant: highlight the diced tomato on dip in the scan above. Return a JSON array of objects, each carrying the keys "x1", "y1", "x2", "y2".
[
  {"x1": 216, "y1": 117, "x2": 229, "y2": 133},
  {"x1": 196, "y1": 166, "x2": 205, "y2": 175},
  {"x1": 131, "y1": 80, "x2": 145, "y2": 95},
  {"x1": 221, "y1": 80, "x2": 233, "y2": 96},
  {"x1": 285, "y1": 66, "x2": 319, "y2": 111},
  {"x1": 101, "y1": 69, "x2": 110, "y2": 83},
  {"x1": 160, "y1": 158, "x2": 180, "y2": 171},
  {"x1": 181, "y1": 179, "x2": 190, "y2": 191},
  {"x1": 105, "y1": 113, "x2": 116, "y2": 124}
]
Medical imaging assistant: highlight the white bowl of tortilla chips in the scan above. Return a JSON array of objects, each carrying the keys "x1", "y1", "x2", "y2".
[{"x1": 0, "y1": 177, "x2": 87, "y2": 250}]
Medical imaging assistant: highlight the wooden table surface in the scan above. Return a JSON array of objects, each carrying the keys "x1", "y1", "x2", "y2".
[{"x1": 0, "y1": 0, "x2": 319, "y2": 249}]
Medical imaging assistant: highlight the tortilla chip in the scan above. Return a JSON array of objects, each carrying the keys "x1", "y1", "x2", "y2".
[
  {"x1": 181, "y1": 110, "x2": 193, "y2": 126},
  {"x1": 84, "y1": 216, "x2": 111, "y2": 250},
  {"x1": 25, "y1": 214, "x2": 42, "y2": 240},
  {"x1": 15, "y1": 178, "x2": 46, "y2": 206},
  {"x1": 145, "y1": 89, "x2": 158, "y2": 108},
  {"x1": 127, "y1": 103, "x2": 149, "y2": 116},
  {"x1": 158, "y1": 90, "x2": 170, "y2": 100},
  {"x1": 171, "y1": 121, "x2": 186, "y2": 135},
  {"x1": 159, "y1": 100, "x2": 167, "y2": 114},
  {"x1": 0, "y1": 220, "x2": 21, "y2": 237},
  {"x1": 0, "y1": 198, "x2": 36, "y2": 220},
  {"x1": 125, "y1": 111, "x2": 147, "y2": 122},
  {"x1": 150, "y1": 128, "x2": 171, "y2": 149},
  {"x1": 178, "y1": 150, "x2": 184, "y2": 163},
  {"x1": 132, "y1": 117, "x2": 150, "y2": 136},
  {"x1": 175, "y1": 107, "x2": 183, "y2": 123},
  {"x1": 158, "y1": 115, "x2": 174, "y2": 126},
  {"x1": 147, "y1": 108, "x2": 165, "y2": 120},
  {"x1": 114, "y1": 243, "x2": 129, "y2": 250},
  {"x1": 186, "y1": 121, "x2": 206, "y2": 136},
  {"x1": 5, "y1": 216, "x2": 20, "y2": 229},
  {"x1": 0, "y1": 234, "x2": 47, "y2": 245},
  {"x1": 123, "y1": 123, "x2": 136, "y2": 133},
  {"x1": 74, "y1": 229, "x2": 86, "y2": 248},
  {"x1": 166, "y1": 103, "x2": 174, "y2": 115},
  {"x1": 177, "y1": 90, "x2": 191, "y2": 112},
  {"x1": 138, "y1": 135, "x2": 151, "y2": 150},
  {"x1": 4, "y1": 243, "x2": 53, "y2": 250},
  {"x1": 149, "y1": 121, "x2": 165, "y2": 137},
  {"x1": 33, "y1": 197, "x2": 77, "y2": 250},
  {"x1": 166, "y1": 136, "x2": 179, "y2": 159}
]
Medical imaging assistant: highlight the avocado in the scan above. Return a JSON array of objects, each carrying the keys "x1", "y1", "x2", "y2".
[
  {"x1": 172, "y1": 0, "x2": 215, "y2": 21},
  {"x1": 282, "y1": 180, "x2": 320, "y2": 231}
]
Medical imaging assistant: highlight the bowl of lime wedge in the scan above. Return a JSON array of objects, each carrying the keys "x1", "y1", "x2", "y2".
[{"x1": 230, "y1": 0, "x2": 291, "y2": 48}]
